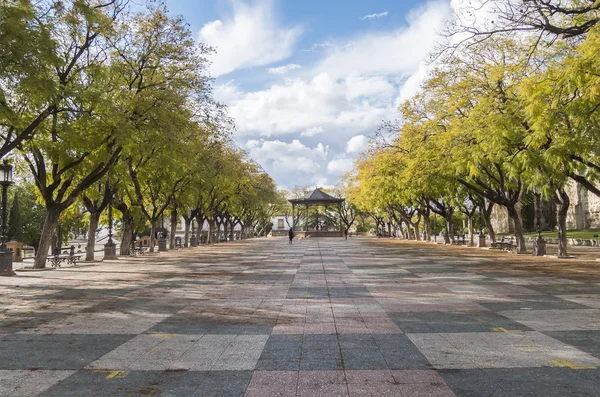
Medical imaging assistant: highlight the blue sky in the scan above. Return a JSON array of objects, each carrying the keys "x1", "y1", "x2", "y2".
[{"x1": 164, "y1": 0, "x2": 455, "y2": 189}]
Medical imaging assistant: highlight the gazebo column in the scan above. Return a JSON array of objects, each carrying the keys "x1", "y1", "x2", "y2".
[
  {"x1": 305, "y1": 204, "x2": 309, "y2": 232},
  {"x1": 339, "y1": 202, "x2": 342, "y2": 232},
  {"x1": 292, "y1": 203, "x2": 295, "y2": 231}
]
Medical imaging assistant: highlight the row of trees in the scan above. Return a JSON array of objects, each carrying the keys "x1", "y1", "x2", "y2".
[
  {"x1": 348, "y1": 0, "x2": 600, "y2": 257},
  {"x1": 1, "y1": 1, "x2": 278, "y2": 268}
]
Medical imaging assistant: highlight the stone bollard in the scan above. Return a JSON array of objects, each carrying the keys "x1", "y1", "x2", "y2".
[
  {"x1": 0, "y1": 251, "x2": 15, "y2": 276},
  {"x1": 533, "y1": 237, "x2": 546, "y2": 256},
  {"x1": 478, "y1": 233, "x2": 486, "y2": 248},
  {"x1": 158, "y1": 235, "x2": 168, "y2": 252},
  {"x1": 104, "y1": 241, "x2": 117, "y2": 260}
]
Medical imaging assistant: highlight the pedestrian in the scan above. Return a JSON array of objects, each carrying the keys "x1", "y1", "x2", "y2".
[
  {"x1": 288, "y1": 228, "x2": 294, "y2": 245},
  {"x1": 344, "y1": 228, "x2": 348, "y2": 240}
]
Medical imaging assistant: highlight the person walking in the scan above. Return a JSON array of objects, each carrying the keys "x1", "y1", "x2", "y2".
[{"x1": 288, "y1": 228, "x2": 294, "y2": 245}]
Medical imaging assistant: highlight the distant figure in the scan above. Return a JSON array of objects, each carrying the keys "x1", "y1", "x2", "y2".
[
  {"x1": 288, "y1": 228, "x2": 294, "y2": 244},
  {"x1": 344, "y1": 228, "x2": 348, "y2": 240}
]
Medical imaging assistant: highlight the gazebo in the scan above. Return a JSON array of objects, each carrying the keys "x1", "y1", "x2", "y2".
[{"x1": 289, "y1": 188, "x2": 345, "y2": 237}]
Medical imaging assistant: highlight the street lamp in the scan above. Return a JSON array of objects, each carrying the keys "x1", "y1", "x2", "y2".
[
  {"x1": 158, "y1": 213, "x2": 167, "y2": 252},
  {"x1": 103, "y1": 180, "x2": 117, "y2": 260},
  {"x1": 0, "y1": 160, "x2": 15, "y2": 276},
  {"x1": 534, "y1": 187, "x2": 546, "y2": 256}
]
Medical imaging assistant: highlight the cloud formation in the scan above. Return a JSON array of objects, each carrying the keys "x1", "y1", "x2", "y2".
[
  {"x1": 198, "y1": 0, "x2": 302, "y2": 77},
  {"x1": 244, "y1": 139, "x2": 330, "y2": 187},
  {"x1": 209, "y1": 1, "x2": 452, "y2": 188},
  {"x1": 267, "y1": 63, "x2": 301, "y2": 74},
  {"x1": 360, "y1": 11, "x2": 389, "y2": 20},
  {"x1": 346, "y1": 135, "x2": 369, "y2": 153}
]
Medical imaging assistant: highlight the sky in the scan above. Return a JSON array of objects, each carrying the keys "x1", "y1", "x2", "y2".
[{"x1": 164, "y1": 0, "x2": 456, "y2": 189}]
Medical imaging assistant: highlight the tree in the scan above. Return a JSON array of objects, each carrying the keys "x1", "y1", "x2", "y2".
[
  {"x1": 6, "y1": 180, "x2": 46, "y2": 250},
  {"x1": 7, "y1": 193, "x2": 22, "y2": 242},
  {"x1": 81, "y1": 179, "x2": 112, "y2": 261},
  {"x1": 442, "y1": 0, "x2": 599, "y2": 57}
]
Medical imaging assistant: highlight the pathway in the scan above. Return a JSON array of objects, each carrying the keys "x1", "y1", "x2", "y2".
[{"x1": 1, "y1": 237, "x2": 600, "y2": 396}]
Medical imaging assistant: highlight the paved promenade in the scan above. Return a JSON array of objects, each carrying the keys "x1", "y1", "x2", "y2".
[{"x1": 1, "y1": 237, "x2": 600, "y2": 396}]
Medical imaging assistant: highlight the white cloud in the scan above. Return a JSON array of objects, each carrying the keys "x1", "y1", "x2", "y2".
[
  {"x1": 268, "y1": 63, "x2": 301, "y2": 74},
  {"x1": 215, "y1": 72, "x2": 396, "y2": 139},
  {"x1": 213, "y1": 1, "x2": 453, "y2": 188},
  {"x1": 300, "y1": 126, "x2": 324, "y2": 137},
  {"x1": 314, "y1": 2, "x2": 450, "y2": 79},
  {"x1": 327, "y1": 158, "x2": 354, "y2": 176},
  {"x1": 360, "y1": 11, "x2": 389, "y2": 20},
  {"x1": 198, "y1": 0, "x2": 302, "y2": 77},
  {"x1": 346, "y1": 135, "x2": 369, "y2": 153},
  {"x1": 244, "y1": 139, "x2": 331, "y2": 187}
]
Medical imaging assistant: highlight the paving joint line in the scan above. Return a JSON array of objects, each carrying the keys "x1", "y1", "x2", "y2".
[{"x1": 317, "y1": 238, "x2": 350, "y2": 395}]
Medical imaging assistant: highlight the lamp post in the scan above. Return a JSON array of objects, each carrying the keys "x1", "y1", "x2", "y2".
[
  {"x1": 534, "y1": 188, "x2": 546, "y2": 256},
  {"x1": 0, "y1": 160, "x2": 15, "y2": 276},
  {"x1": 158, "y1": 213, "x2": 167, "y2": 252},
  {"x1": 103, "y1": 187, "x2": 117, "y2": 260}
]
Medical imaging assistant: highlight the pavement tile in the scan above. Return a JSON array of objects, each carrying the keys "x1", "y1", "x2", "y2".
[
  {"x1": 4, "y1": 237, "x2": 600, "y2": 396},
  {"x1": 0, "y1": 370, "x2": 76, "y2": 396},
  {"x1": 0, "y1": 334, "x2": 135, "y2": 370}
]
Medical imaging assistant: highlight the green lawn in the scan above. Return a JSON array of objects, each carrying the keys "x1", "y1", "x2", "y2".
[{"x1": 500, "y1": 229, "x2": 600, "y2": 240}]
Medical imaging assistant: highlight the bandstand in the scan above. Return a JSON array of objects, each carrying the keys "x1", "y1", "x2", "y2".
[{"x1": 289, "y1": 188, "x2": 345, "y2": 237}]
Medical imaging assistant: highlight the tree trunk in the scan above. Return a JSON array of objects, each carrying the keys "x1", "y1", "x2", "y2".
[
  {"x1": 223, "y1": 221, "x2": 228, "y2": 242},
  {"x1": 86, "y1": 214, "x2": 99, "y2": 261},
  {"x1": 555, "y1": 188, "x2": 570, "y2": 257},
  {"x1": 229, "y1": 219, "x2": 234, "y2": 240},
  {"x1": 208, "y1": 219, "x2": 215, "y2": 244},
  {"x1": 422, "y1": 212, "x2": 431, "y2": 241},
  {"x1": 468, "y1": 215, "x2": 474, "y2": 246},
  {"x1": 149, "y1": 223, "x2": 156, "y2": 252},
  {"x1": 506, "y1": 205, "x2": 526, "y2": 253},
  {"x1": 411, "y1": 221, "x2": 421, "y2": 241},
  {"x1": 183, "y1": 217, "x2": 191, "y2": 247},
  {"x1": 34, "y1": 206, "x2": 61, "y2": 269},
  {"x1": 484, "y1": 202, "x2": 496, "y2": 243},
  {"x1": 444, "y1": 214, "x2": 454, "y2": 244},
  {"x1": 120, "y1": 213, "x2": 134, "y2": 256},
  {"x1": 169, "y1": 209, "x2": 177, "y2": 249}
]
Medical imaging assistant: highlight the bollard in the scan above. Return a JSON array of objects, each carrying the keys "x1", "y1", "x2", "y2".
[{"x1": 478, "y1": 233, "x2": 486, "y2": 248}]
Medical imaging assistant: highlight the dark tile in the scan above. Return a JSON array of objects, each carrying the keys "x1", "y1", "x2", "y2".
[
  {"x1": 256, "y1": 335, "x2": 302, "y2": 370},
  {"x1": 481, "y1": 295, "x2": 589, "y2": 311},
  {"x1": 191, "y1": 371, "x2": 252, "y2": 397},
  {"x1": 372, "y1": 334, "x2": 432, "y2": 370},
  {"x1": 40, "y1": 370, "x2": 161, "y2": 396},
  {"x1": 526, "y1": 284, "x2": 600, "y2": 295},
  {"x1": 0, "y1": 334, "x2": 135, "y2": 370},
  {"x1": 544, "y1": 331, "x2": 600, "y2": 359},
  {"x1": 441, "y1": 368, "x2": 600, "y2": 397}
]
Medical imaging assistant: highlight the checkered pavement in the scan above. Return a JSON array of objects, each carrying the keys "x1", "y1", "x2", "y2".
[{"x1": 1, "y1": 238, "x2": 600, "y2": 396}]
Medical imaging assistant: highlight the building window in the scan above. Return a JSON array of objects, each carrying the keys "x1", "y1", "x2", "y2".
[{"x1": 277, "y1": 219, "x2": 284, "y2": 229}]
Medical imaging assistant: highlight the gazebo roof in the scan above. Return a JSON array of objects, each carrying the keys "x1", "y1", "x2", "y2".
[{"x1": 289, "y1": 188, "x2": 345, "y2": 205}]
